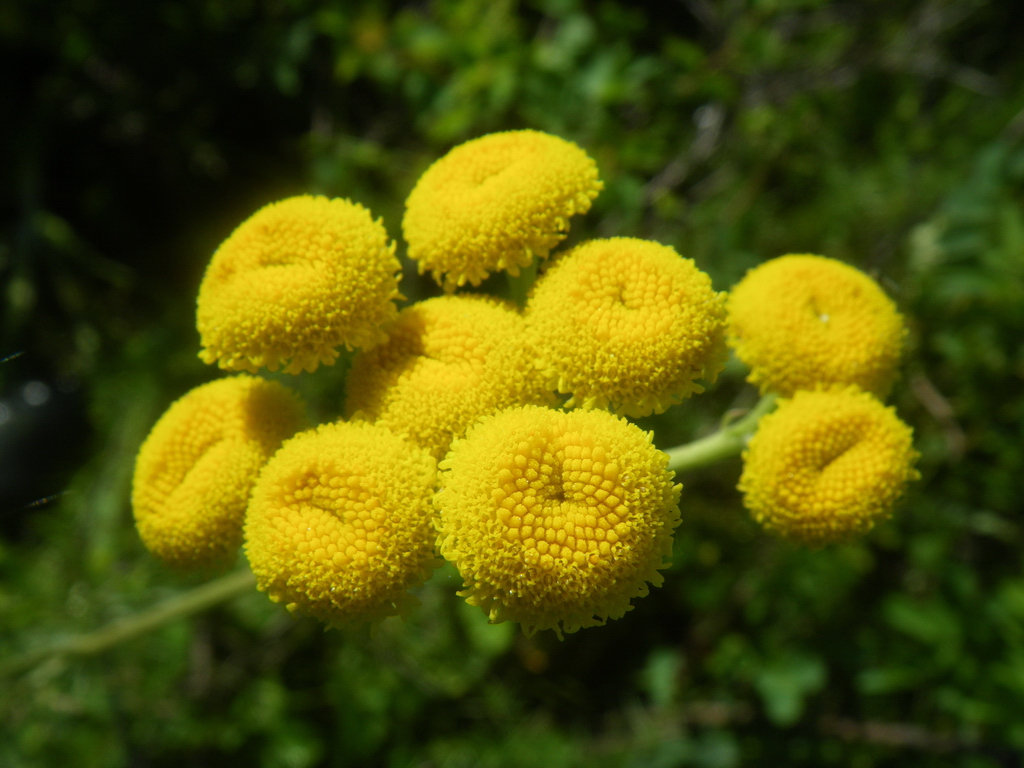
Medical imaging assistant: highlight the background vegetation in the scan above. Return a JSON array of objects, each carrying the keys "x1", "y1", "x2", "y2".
[{"x1": 2, "y1": 0, "x2": 1024, "y2": 765}]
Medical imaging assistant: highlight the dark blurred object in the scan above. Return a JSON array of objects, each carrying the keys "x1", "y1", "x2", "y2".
[{"x1": 0, "y1": 354, "x2": 90, "y2": 540}]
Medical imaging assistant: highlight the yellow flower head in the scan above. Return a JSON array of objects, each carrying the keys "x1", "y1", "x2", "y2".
[
  {"x1": 132, "y1": 376, "x2": 305, "y2": 569},
  {"x1": 197, "y1": 195, "x2": 401, "y2": 374},
  {"x1": 244, "y1": 421, "x2": 438, "y2": 627},
  {"x1": 345, "y1": 294, "x2": 554, "y2": 458},
  {"x1": 403, "y1": 130, "x2": 603, "y2": 291},
  {"x1": 525, "y1": 238, "x2": 728, "y2": 417},
  {"x1": 727, "y1": 254, "x2": 906, "y2": 397},
  {"x1": 738, "y1": 387, "x2": 919, "y2": 546},
  {"x1": 436, "y1": 405, "x2": 681, "y2": 637}
]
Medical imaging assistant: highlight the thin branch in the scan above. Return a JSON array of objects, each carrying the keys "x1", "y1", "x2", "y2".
[
  {"x1": 909, "y1": 371, "x2": 965, "y2": 461},
  {"x1": 820, "y1": 715, "x2": 962, "y2": 752},
  {"x1": 2, "y1": 568, "x2": 257, "y2": 677},
  {"x1": 643, "y1": 102, "x2": 724, "y2": 203}
]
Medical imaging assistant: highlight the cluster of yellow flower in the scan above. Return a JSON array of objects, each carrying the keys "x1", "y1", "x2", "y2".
[
  {"x1": 729, "y1": 256, "x2": 920, "y2": 546},
  {"x1": 132, "y1": 130, "x2": 918, "y2": 635}
]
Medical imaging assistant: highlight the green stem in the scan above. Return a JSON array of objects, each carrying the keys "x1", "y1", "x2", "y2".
[
  {"x1": 2, "y1": 568, "x2": 256, "y2": 677},
  {"x1": 665, "y1": 393, "x2": 777, "y2": 473},
  {"x1": 507, "y1": 258, "x2": 539, "y2": 308}
]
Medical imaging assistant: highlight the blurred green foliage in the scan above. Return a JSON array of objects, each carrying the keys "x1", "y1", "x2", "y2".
[{"x1": 3, "y1": 0, "x2": 1024, "y2": 765}]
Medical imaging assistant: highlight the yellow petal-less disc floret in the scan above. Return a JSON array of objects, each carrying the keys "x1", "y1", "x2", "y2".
[
  {"x1": 132, "y1": 376, "x2": 305, "y2": 569},
  {"x1": 727, "y1": 254, "x2": 906, "y2": 397},
  {"x1": 525, "y1": 238, "x2": 728, "y2": 417},
  {"x1": 345, "y1": 295, "x2": 554, "y2": 459},
  {"x1": 738, "y1": 387, "x2": 919, "y2": 546},
  {"x1": 403, "y1": 130, "x2": 603, "y2": 291},
  {"x1": 197, "y1": 195, "x2": 401, "y2": 374},
  {"x1": 436, "y1": 405, "x2": 681, "y2": 637},
  {"x1": 244, "y1": 421, "x2": 438, "y2": 627}
]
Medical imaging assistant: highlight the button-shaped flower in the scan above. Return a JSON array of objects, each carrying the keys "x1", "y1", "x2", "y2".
[
  {"x1": 403, "y1": 130, "x2": 602, "y2": 291},
  {"x1": 132, "y1": 376, "x2": 305, "y2": 569},
  {"x1": 244, "y1": 421, "x2": 438, "y2": 627},
  {"x1": 739, "y1": 387, "x2": 919, "y2": 546},
  {"x1": 345, "y1": 294, "x2": 553, "y2": 459},
  {"x1": 197, "y1": 195, "x2": 401, "y2": 374},
  {"x1": 727, "y1": 254, "x2": 905, "y2": 397},
  {"x1": 526, "y1": 238, "x2": 728, "y2": 417},
  {"x1": 436, "y1": 405, "x2": 681, "y2": 637}
]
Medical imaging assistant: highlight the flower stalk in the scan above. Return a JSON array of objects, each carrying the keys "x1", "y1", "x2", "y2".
[
  {"x1": 664, "y1": 393, "x2": 777, "y2": 473},
  {"x1": 507, "y1": 258, "x2": 538, "y2": 308}
]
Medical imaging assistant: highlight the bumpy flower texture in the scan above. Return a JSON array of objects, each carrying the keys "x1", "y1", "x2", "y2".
[
  {"x1": 346, "y1": 295, "x2": 553, "y2": 458},
  {"x1": 526, "y1": 238, "x2": 728, "y2": 417},
  {"x1": 727, "y1": 254, "x2": 905, "y2": 397},
  {"x1": 132, "y1": 376, "x2": 305, "y2": 569},
  {"x1": 436, "y1": 405, "x2": 681, "y2": 637},
  {"x1": 403, "y1": 130, "x2": 603, "y2": 291},
  {"x1": 245, "y1": 421, "x2": 438, "y2": 627},
  {"x1": 197, "y1": 195, "x2": 401, "y2": 374},
  {"x1": 739, "y1": 387, "x2": 919, "y2": 546}
]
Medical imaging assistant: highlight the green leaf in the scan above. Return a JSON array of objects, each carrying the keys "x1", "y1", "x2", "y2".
[{"x1": 754, "y1": 653, "x2": 826, "y2": 726}]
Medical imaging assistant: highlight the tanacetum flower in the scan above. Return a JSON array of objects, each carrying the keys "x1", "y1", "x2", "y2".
[
  {"x1": 132, "y1": 376, "x2": 305, "y2": 569},
  {"x1": 436, "y1": 405, "x2": 681, "y2": 637},
  {"x1": 738, "y1": 387, "x2": 919, "y2": 546},
  {"x1": 403, "y1": 130, "x2": 603, "y2": 291},
  {"x1": 345, "y1": 294, "x2": 554, "y2": 458},
  {"x1": 244, "y1": 421, "x2": 438, "y2": 627},
  {"x1": 197, "y1": 195, "x2": 401, "y2": 374},
  {"x1": 727, "y1": 254, "x2": 906, "y2": 397},
  {"x1": 525, "y1": 238, "x2": 728, "y2": 417}
]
